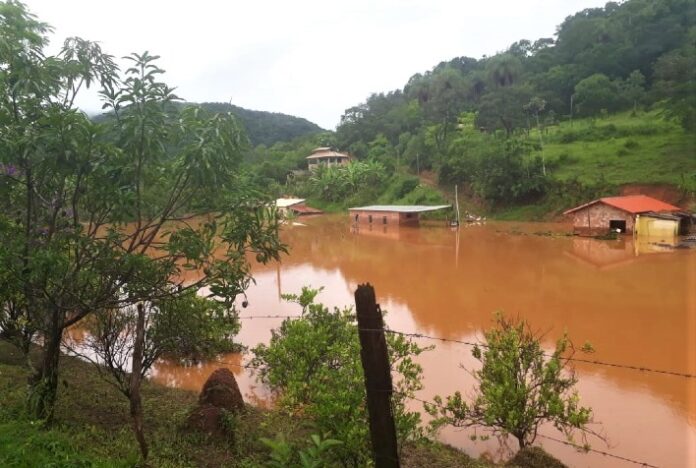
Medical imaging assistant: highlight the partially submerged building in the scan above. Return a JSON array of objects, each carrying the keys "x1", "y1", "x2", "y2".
[
  {"x1": 306, "y1": 147, "x2": 351, "y2": 170},
  {"x1": 349, "y1": 205, "x2": 450, "y2": 226},
  {"x1": 275, "y1": 198, "x2": 322, "y2": 217},
  {"x1": 563, "y1": 195, "x2": 692, "y2": 236}
]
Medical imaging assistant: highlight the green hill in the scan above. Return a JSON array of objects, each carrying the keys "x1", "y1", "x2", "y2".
[
  {"x1": 92, "y1": 102, "x2": 323, "y2": 148},
  {"x1": 239, "y1": 0, "x2": 695, "y2": 220},
  {"x1": 491, "y1": 110, "x2": 696, "y2": 220},
  {"x1": 537, "y1": 111, "x2": 693, "y2": 188},
  {"x1": 196, "y1": 102, "x2": 323, "y2": 147}
]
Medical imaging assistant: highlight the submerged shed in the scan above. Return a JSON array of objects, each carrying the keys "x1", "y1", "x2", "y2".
[
  {"x1": 563, "y1": 195, "x2": 687, "y2": 236},
  {"x1": 275, "y1": 198, "x2": 323, "y2": 217},
  {"x1": 349, "y1": 205, "x2": 450, "y2": 226}
]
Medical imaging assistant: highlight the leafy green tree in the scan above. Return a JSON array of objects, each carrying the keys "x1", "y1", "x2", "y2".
[
  {"x1": 426, "y1": 314, "x2": 599, "y2": 450},
  {"x1": 621, "y1": 70, "x2": 647, "y2": 114},
  {"x1": 251, "y1": 288, "x2": 428, "y2": 466},
  {"x1": 476, "y1": 85, "x2": 533, "y2": 136},
  {"x1": 523, "y1": 97, "x2": 548, "y2": 175},
  {"x1": 0, "y1": 1, "x2": 285, "y2": 425},
  {"x1": 574, "y1": 73, "x2": 620, "y2": 116},
  {"x1": 652, "y1": 44, "x2": 696, "y2": 131},
  {"x1": 486, "y1": 53, "x2": 523, "y2": 88}
]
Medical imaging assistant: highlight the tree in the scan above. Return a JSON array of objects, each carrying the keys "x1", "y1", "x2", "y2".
[
  {"x1": 652, "y1": 45, "x2": 696, "y2": 132},
  {"x1": 486, "y1": 54, "x2": 523, "y2": 88},
  {"x1": 621, "y1": 70, "x2": 646, "y2": 114},
  {"x1": 476, "y1": 85, "x2": 533, "y2": 136},
  {"x1": 573, "y1": 73, "x2": 620, "y2": 116},
  {"x1": 64, "y1": 292, "x2": 240, "y2": 459},
  {"x1": 0, "y1": 1, "x2": 285, "y2": 427},
  {"x1": 426, "y1": 314, "x2": 600, "y2": 451},
  {"x1": 523, "y1": 97, "x2": 547, "y2": 175}
]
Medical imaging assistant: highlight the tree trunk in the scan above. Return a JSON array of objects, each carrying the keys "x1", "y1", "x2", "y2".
[
  {"x1": 32, "y1": 310, "x2": 63, "y2": 423},
  {"x1": 516, "y1": 435, "x2": 525, "y2": 449},
  {"x1": 129, "y1": 303, "x2": 149, "y2": 461}
]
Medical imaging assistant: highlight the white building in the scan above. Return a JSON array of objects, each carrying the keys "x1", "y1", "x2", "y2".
[{"x1": 306, "y1": 147, "x2": 351, "y2": 170}]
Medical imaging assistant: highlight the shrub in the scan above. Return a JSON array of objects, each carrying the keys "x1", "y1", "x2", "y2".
[
  {"x1": 426, "y1": 314, "x2": 599, "y2": 450},
  {"x1": 251, "y1": 288, "x2": 429, "y2": 466}
]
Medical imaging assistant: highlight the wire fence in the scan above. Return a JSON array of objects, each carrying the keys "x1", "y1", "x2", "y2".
[
  {"x1": 226, "y1": 311, "x2": 693, "y2": 467},
  {"x1": 235, "y1": 314, "x2": 696, "y2": 380},
  {"x1": 215, "y1": 355, "x2": 661, "y2": 467}
]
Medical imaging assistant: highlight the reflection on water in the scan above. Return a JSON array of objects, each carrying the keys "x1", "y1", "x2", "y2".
[{"x1": 153, "y1": 215, "x2": 695, "y2": 468}]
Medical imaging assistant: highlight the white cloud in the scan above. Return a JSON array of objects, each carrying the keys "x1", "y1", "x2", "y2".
[{"x1": 23, "y1": 0, "x2": 607, "y2": 129}]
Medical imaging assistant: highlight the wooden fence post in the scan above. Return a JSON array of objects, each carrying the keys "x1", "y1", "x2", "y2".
[{"x1": 354, "y1": 283, "x2": 400, "y2": 468}]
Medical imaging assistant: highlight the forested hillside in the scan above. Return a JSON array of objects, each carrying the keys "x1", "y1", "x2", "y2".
[
  {"x1": 251, "y1": 0, "x2": 695, "y2": 217},
  {"x1": 93, "y1": 101, "x2": 323, "y2": 147},
  {"x1": 196, "y1": 102, "x2": 323, "y2": 146}
]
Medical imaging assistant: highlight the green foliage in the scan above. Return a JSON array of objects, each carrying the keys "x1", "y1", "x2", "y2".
[
  {"x1": 427, "y1": 314, "x2": 595, "y2": 450},
  {"x1": 476, "y1": 85, "x2": 533, "y2": 135},
  {"x1": 0, "y1": 340, "x2": 494, "y2": 468},
  {"x1": 0, "y1": 419, "x2": 128, "y2": 468},
  {"x1": 80, "y1": 291, "x2": 241, "y2": 381},
  {"x1": 243, "y1": 0, "x2": 695, "y2": 213},
  {"x1": 251, "y1": 288, "x2": 429, "y2": 466},
  {"x1": 439, "y1": 119, "x2": 547, "y2": 206},
  {"x1": 652, "y1": 41, "x2": 696, "y2": 131},
  {"x1": 574, "y1": 74, "x2": 622, "y2": 116},
  {"x1": 260, "y1": 433, "x2": 343, "y2": 468},
  {"x1": 321, "y1": 0, "x2": 696, "y2": 212},
  {"x1": 0, "y1": 0, "x2": 286, "y2": 426},
  {"x1": 300, "y1": 160, "x2": 388, "y2": 205},
  {"x1": 96, "y1": 101, "x2": 324, "y2": 148},
  {"x1": 280, "y1": 286, "x2": 324, "y2": 313}
]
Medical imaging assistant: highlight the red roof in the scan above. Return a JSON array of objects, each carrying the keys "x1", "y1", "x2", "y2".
[{"x1": 563, "y1": 195, "x2": 681, "y2": 215}]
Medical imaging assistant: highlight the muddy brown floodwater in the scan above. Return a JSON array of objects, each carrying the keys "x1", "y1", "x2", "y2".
[{"x1": 149, "y1": 214, "x2": 696, "y2": 468}]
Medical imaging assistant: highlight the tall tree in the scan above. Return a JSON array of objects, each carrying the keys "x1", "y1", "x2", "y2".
[{"x1": 0, "y1": 1, "x2": 285, "y2": 423}]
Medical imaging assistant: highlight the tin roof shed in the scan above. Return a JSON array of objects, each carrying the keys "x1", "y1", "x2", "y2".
[{"x1": 349, "y1": 205, "x2": 451, "y2": 213}]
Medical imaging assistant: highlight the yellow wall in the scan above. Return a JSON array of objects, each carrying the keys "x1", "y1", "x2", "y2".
[{"x1": 635, "y1": 215, "x2": 679, "y2": 238}]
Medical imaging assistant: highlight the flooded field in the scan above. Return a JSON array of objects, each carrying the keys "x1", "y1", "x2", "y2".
[{"x1": 150, "y1": 214, "x2": 696, "y2": 467}]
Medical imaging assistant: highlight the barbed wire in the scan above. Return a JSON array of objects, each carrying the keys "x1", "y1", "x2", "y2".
[
  {"x1": 237, "y1": 314, "x2": 302, "y2": 320},
  {"x1": 536, "y1": 434, "x2": 658, "y2": 468},
  {"x1": 357, "y1": 327, "x2": 696, "y2": 379},
  {"x1": 211, "y1": 313, "x2": 676, "y2": 467},
  {"x1": 209, "y1": 347, "x2": 662, "y2": 466},
  {"x1": 230, "y1": 316, "x2": 695, "y2": 378},
  {"x1": 213, "y1": 359, "x2": 262, "y2": 370},
  {"x1": 380, "y1": 388, "x2": 659, "y2": 468}
]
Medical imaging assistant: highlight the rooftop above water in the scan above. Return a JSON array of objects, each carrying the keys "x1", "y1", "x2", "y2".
[{"x1": 348, "y1": 205, "x2": 450, "y2": 213}]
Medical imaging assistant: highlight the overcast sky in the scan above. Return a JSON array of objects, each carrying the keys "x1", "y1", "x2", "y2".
[{"x1": 24, "y1": 0, "x2": 607, "y2": 129}]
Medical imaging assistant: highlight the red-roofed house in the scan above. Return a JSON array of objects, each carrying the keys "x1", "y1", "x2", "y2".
[{"x1": 563, "y1": 195, "x2": 684, "y2": 236}]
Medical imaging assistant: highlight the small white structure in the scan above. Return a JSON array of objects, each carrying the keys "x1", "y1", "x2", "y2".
[
  {"x1": 306, "y1": 147, "x2": 351, "y2": 170},
  {"x1": 275, "y1": 198, "x2": 305, "y2": 216}
]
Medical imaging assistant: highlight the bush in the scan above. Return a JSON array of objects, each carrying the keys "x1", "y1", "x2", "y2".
[
  {"x1": 394, "y1": 177, "x2": 420, "y2": 199},
  {"x1": 427, "y1": 314, "x2": 597, "y2": 450},
  {"x1": 251, "y1": 288, "x2": 429, "y2": 466}
]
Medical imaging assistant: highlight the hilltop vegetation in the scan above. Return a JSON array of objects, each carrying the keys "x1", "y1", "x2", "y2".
[
  {"x1": 195, "y1": 102, "x2": 323, "y2": 147},
  {"x1": 93, "y1": 101, "x2": 323, "y2": 148},
  {"x1": 248, "y1": 0, "x2": 695, "y2": 217}
]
